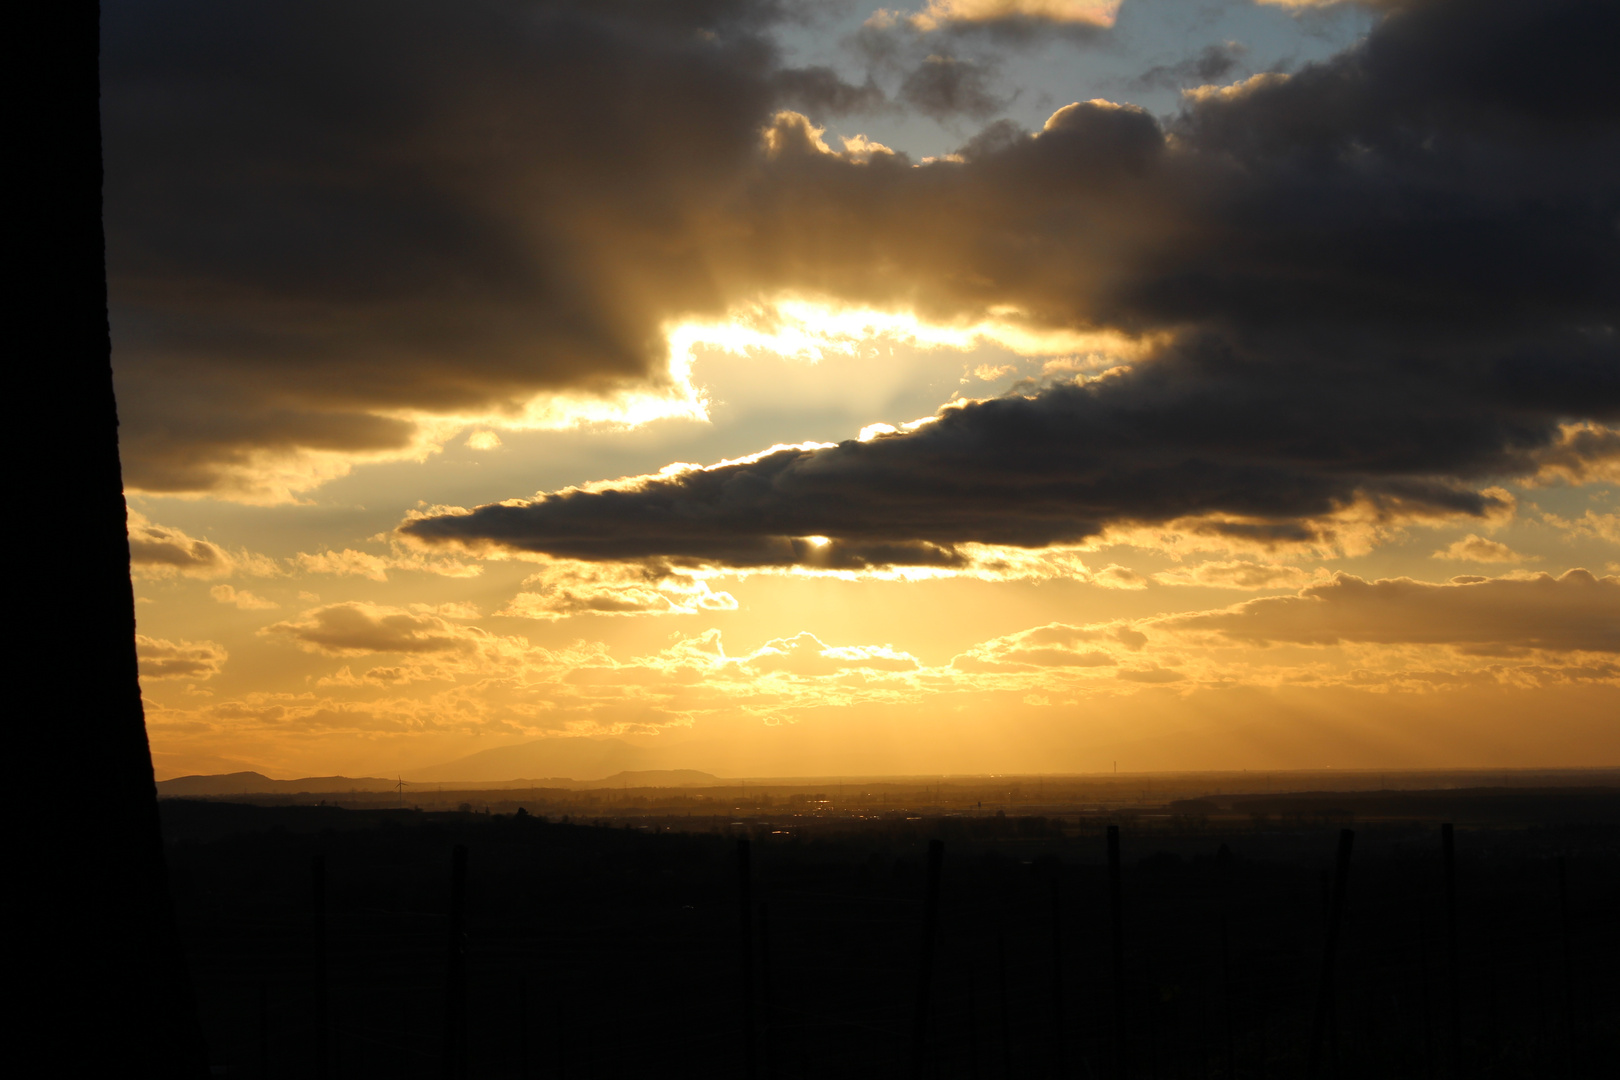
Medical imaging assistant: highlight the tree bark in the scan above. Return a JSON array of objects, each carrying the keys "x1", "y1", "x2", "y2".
[{"x1": 18, "y1": 4, "x2": 206, "y2": 1073}]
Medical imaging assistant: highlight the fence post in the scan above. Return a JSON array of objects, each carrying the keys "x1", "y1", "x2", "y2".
[
  {"x1": 1220, "y1": 917, "x2": 1234, "y2": 1080},
  {"x1": 312, "y1": 855, "x2": 327, "y2": 1080},
  {"x1": 998, "y1": 934, "x2": 1012, "y2": 1079},
  {"x1": 911, "y1": 839, "x2": 945, "y2": 1080},
  {"x1": 1308, "y1": 829, "x2": 1354, "y2": 1077},
  {"x1": 1051, "y1": 876, "x2": 1067, "y2": 1079},
  {"x1": 760, "y1": 900, "x2": 775, "y2": 1080},
  {"x1": 444, "y1": 844, "x2": 468, "y2": 1080},
  {"x1": 1108, "y1": 825, "x2": 1129, "y2": 1080},
  {"x1": 1557, "y1": 856, "x2": 1574, "y2": 1074},
  {"x1": 738, "y1": 838, "x2": 756, "y2": 1080},
  {"x1": 1441, "y1": 824, "x2": 1459, "y2": 1078}
]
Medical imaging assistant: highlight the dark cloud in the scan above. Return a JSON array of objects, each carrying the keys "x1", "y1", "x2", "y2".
[
  {"x1": 1128, "y1": 42, "x2": 1247, "y2": 92},
  {"x1": 110, "y1": 0, "x2": 1618, "y2": 532},
  {"x1": 772, "y1": 66, "x2": 888, "y2": 117},
  {"x1": 128, "y1": 522, "x2": 227, "y2": 573},
  {"x1": 404, "y1": 0, "x2": 1619, "y2": 566},
  {"x1": 264, "y1": 603, "x2": 484, "y2": 655},
  {"x1": 1159, "y1": 570, "x2": 1620, "y2": 654},
  {"x1": 899, "y1": 55, "x2": 1010, "y2": 120},
  {"x1": 136, "y1": 636, "x2": 228, "y2": 680},
  {"x1": 103, "y1": 0, "x2": 864, "y2": 494}
]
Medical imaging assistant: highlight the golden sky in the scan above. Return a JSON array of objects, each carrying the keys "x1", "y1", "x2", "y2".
[{"x1": 105, "y1": 0, "x2": 1619, "y2": 780}]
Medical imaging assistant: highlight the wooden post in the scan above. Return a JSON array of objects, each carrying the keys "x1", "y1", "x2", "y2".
[
  {"x1": 520, "y1": 976, "x2": 530, "y2": 1080},
  {"x1": 1557, "y1": 856, "x2": 1574, "y2": 1074},
  {"x1": 911, "y1": 839, "x2": 945, "y2": 1080},
  {"x1": 760, "y1": 901, "x2": 775, "y2": 1080},
  {"x1": 1109, "y1": 825, "x2": 1129, "y2": 1080},
  {"x1": 313, "y1": 855, "x2": 328, "y2": 1080},
  {"x1": 1308, "y1": 829, "x2": 1354, "y2": 1077},
  {"x1": 1219, "y1": 918, "x2": 1234, "y2": 1080},
  {"x1": 1418, "y1": 917, "x2": 1434, "y2": 1079},
  {"x1": 738, "y1": 838, "x2": 757, "y2": 1080},
  {"x1": 998, "y1": 935, "x2": 1012, "y2": 1080},
  {"x1": 1051, "y1": 876, "x2": 1067, "y2": 1079},
  {"x1": 1441, "y1": 824, "x2": 1459, "y2": 1078},
  {"x1": 444, "y1": 844, "x2": 468, "y2": 1080},
  {"x1": 259, "y1": 982, "x2": 268, "y2": 1080},
  {"x1": 969, "y1": 969, "x2": 981, "y2": 1080}
]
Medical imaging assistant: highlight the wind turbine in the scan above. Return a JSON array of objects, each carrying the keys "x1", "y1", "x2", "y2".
[{"x1": 394, "y1": 776, "x2": 411, "y2": 808}]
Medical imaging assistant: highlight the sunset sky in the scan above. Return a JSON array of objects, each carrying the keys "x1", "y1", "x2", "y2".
[{"x1": 104, "y1": 0, "x2": 1618, "y2": 781}]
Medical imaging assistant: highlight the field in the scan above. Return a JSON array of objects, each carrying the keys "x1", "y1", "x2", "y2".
[{"x1": 160, "y1": 774, "x2": 1620, "y2": 1078}]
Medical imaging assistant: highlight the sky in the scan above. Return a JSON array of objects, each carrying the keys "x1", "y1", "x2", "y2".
[{"x1": 103, "y1": 0, "x2": 1619, "y2": 781}]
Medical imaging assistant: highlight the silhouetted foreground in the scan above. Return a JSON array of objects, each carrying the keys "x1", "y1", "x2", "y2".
[
  {"x1": 161, "y1": 789, "x2": 1617, "y2": 1078},
  {"x1": 19, "y1": 4, "x2": 205, "y2": 1073}
]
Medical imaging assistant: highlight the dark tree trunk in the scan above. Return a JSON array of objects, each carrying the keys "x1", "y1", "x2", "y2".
[{"x1": 18, "y1": 4, "x2": 206, "y2": 1073}]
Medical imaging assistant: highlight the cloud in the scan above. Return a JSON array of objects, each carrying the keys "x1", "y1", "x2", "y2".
[
  {"x1": 737, "y1": 632, "x2": 922, "y2": 676},
  {"x1": 210, "y1": 584, "x2": 280, "y2": 610},
  {"x1": 1129, "y1": 42, "x2": 1248, "y2": 92},
  {"x1": 1523, "y1": 424, "x2": 1620, "y2": 487},
  {"x1": 291, "y1": 546, "x2": 482, "y2": 582},
  {"x1": 127, "y1": 513, "x2": 278, "y2": 579},
  {"x1": 111, "y1": 0, "x2": 1618, "y2": 523},
  {"x1": 401, "y1": 0, "x2": 1618, "y2": 567},
  {"x1": 772, "y1": 66, "x2": 888, "y2": 118},
  {"x1": 262, "y1": 602, "x2": 493, "y2": 656},
  {"x1": 1542, "y1": 508, "x2": 1620, "y2": 544},
  {"x1": 1157, "y1": 569, "x2": 1620, "y2": 654},
  {"x1": 903, "y1": 1, "x2": 1120, "y2": 33},
  {"x1": 1431, "y1": 534, "x2": 1531, "y2": 563},
  {"x1": 953, "y1": 620, "x2": 1145, "y2": 671},
  {"x1": 399, "y1": 365, "x2": 1523, "y2": 568},
  {"x1": 137, "y1": 635, "x2": 228, "y2": 680},
  {"x1": 103, "y1": 0, "x2": 877, "y2": 499},
  {"x1": 1153, "y1": 560, "x2": 1315, "y2": 589},
  {"x1": 1093, "y1": 564, "x2": 1149, "y2": 589},
  {"x1": 498, "y1": 563, "x2": 739, "y2": 620},
  {"x1": 899, "y1": 55, "x2": 1009, "y2": 120}
]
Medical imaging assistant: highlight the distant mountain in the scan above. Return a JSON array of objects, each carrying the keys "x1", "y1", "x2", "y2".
[
  {"x1": 157, "y1": 772, "x2": 397, "y2": 796},
  {"x1": 154, "y1": 751, "x2": 724, "y2": 797},
  {"x1": 405, "y1": 736, "x2": 661, "y2": 783}
]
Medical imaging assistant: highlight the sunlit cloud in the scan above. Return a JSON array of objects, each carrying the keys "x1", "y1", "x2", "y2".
[
  {"x1": 127, "y1": 512, "x2": 280, "y2": 579},
  {"x1": 210, "y1": 584, "x2": 280, "y2": 610},
  {"x1": 1541, "y1": 507, "x2": 1620, "y2": 544},
  {"x1": 499, "y1": 562, "x2": 739, "y2": 621},
  {"x1": 1152, "y1": 561, "x2": 1318, "y2": 590},
  {"x1": 292, "y1": 545, "x2": 483, "y2": 582},
  {"x1": 903, "y1": 0, "x2": 1121, "y2": 32},
  {"x1": 1431, "y1": 535, "x2": 1532, "y2": 564},
  {"x1": 137, "y1": 635, "x2": 227, "y2": 681}
]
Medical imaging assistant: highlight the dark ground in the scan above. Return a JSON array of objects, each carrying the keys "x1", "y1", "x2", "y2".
[{"x1": 159, "y1": 783, "x2": 1619, "y2": 1078}]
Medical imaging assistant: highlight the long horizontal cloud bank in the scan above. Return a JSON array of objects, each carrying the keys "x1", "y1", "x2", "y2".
[
  {"x1": 108, "y1": 0, "x2": 1617, "y2": 510},
  {"x1": 397, "y1": 0, "x2": 1617, "y2": 564}
]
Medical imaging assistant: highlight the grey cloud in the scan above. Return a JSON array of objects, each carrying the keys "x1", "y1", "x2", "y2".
[
  {"x1": 772, "y1": 66, "x2": 888, "y2": 117},
  {"x1": 136, "y1": 635, "x2": 228, "y2": 680},
  {"x1": 404, "y1": 0, "x2": 1618, "y2": 566},
  {"x1": 1159, "y1": 570, "x2": 1620, "y2": 654},
  {"x1": 899, "y1": 55, "x2": 1010, "y2": 120},
  {"x1": 1128, "y1": 42, "x2": 1247, "y2": 91},
  {"x1": 128, "y1": 526, "x2": 226, "y2": 573},
  {"x1": 111, "y1": 0, "x2": 1619, "y2": 536},
  {"x1": 104, "y1": 0, "x2": 801, "y2": 493},
  {"x1": 263, "y1": 603, "x2": 482, "y2": 655}
]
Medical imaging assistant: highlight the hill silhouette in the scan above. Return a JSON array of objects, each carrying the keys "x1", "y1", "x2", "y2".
[
  {"x1": 157, "y1": 772, "x2": 396, "y2": 796},
  {"x1": 404, "y1": 736, "x2": 661, "y2": 783},
  {"x1": 155, "y1": 763, "x2": 723, "y2": 797}
]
